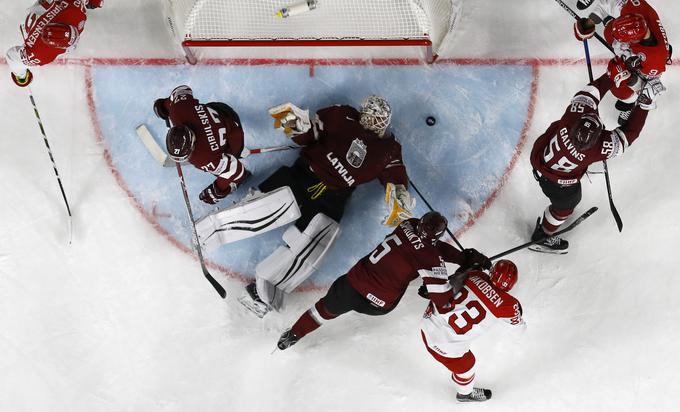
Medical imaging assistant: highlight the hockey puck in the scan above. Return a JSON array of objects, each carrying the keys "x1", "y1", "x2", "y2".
[{"x1": 426, "y1": 116, "x2": 436, "y2": 126}]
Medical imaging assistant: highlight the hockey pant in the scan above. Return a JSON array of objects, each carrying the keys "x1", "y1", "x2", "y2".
[
  {"x1": 255, "y1": 213, "x2": 340, "y2": 310},
  {"x1": 421, "y1": 331, "x2": 476, "y2": 395},
  {"x1": 289, "y1": 274, "x2": 392, "y2": 340},
  {"x1": 537, "y1": 175, "x2": 581, "y2": 234}
]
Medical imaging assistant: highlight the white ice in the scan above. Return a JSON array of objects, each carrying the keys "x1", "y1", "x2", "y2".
[{"x1": 1, "y1": 1, "x2": 679, "y2": 411}]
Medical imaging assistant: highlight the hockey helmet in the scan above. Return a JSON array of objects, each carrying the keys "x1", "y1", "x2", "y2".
[
  {"x1": 166, "y1": 125, "x2": 196, "y2": 162},
  {"x1": 41, "y1": 23, "x2": 79, "y2": 49},
  {"x1": 360, "y1": 95, "x2": 392, "y2": 136},
  {"x1": 489, "y1": 260, "x2": 518, "y2": 292},
  {"x1": 610, "y1": 14, "x2": 648, "y2": 43},
  {"x1": 416, "y1": 211, "x2": 448, "y2": 242},
  {"x1": 570, "y1": 113, "x2": 603, "y2": 151}
]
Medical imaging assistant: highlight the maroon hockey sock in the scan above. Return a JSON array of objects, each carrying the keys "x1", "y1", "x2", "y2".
[
  {"x1": 542, "y1": 206, "x2": 573, "y2": 234},
  {"x1": 291, "y1": 300, "x2": 338, "y2": 338}
]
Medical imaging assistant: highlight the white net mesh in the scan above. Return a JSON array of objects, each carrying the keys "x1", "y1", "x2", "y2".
[{"x1": 166, "y1": 0, "x2": 463, "y2": 55}]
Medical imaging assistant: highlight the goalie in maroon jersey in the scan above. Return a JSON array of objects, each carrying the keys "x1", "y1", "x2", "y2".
[
  {"x1": 420, "y1": 259, "x2": 524, "y2": 402},
  {"x1": 238, "y1": 96, "x2": 417, "y2": 318},
  {"x1": 5, "y1": 0, "x2": 103, "y2": 87},
  {"x1": 153, "y1": 85, "x2": 250, "y2": 204},
  {"x1": 528, "y1": 72, "x2": 661, "y2": 253},
  {"x1": 276, "y1": 212, "x2": 492, "y2": 351}
]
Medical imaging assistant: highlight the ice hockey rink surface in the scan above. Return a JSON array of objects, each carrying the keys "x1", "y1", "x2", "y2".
[{"x1": 1, "y1": 1, "x2": 678, "y2": 411}]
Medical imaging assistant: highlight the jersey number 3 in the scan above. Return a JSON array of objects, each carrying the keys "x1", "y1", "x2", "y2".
[{"x1": 448, "y1": 288, "x2": 486, "y2": 334}]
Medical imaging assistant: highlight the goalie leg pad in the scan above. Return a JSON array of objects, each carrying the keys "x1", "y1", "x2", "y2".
[
  {"x1": 195, "y1": 186, "x2": 301, "y2": 250},
  {"x1": 255, "y1": 213, "x2": 341, "y2": 296}
]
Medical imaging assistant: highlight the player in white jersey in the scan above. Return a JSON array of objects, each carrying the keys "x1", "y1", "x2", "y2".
[{"x1": 420, "y1": 260, "x2": 525, "y2": 402}]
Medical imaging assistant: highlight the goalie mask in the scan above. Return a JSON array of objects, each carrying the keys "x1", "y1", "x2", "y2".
[
  {"x1": 610, "y1": 13, "x2": 648, "y2": 43},
  {"x1": 360, "y1": 95, "x2": 392, "y2": 136},
  {"x1": 41, "y1": 23, "x2": 79, "y2": 49},
  {"x1": 416, "y1": 211, "x2": 447, "y2": 242},
  {"x1": 166, "y1": 125, "x2": 196, "y2": 162},
  {"x1": 570, "y1": 113, "x2": 603, "y2": 151},
  {"x1": 489, "y1": 259, "x2": 518, "y2": 292}
]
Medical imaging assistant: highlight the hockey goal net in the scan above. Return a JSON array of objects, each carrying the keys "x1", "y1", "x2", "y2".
[{"x1": 164, "y1": 0, "x2": 464, "y2": 63}]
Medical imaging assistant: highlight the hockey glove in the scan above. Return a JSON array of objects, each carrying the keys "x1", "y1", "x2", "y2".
[
  {"x1": 11, "y1": 69, "x2": 33, "y2": 88},
  {"x1": 417, "y1": 284, "x2": 429, "y2": 299},
  {"x1": 461, "y1": 248, "x2": 492, "y2": 271},
  {"x1": 199, "y1": 182, "x2": 232, "y2": 205},
  {"x1": 153, "y1": 98, "x2": 170, "y2": 121},
  {"x1": 448, "y1": 268, "x2": 471, "y2": 296},
  {"x1": 638, "y1": 78, "x2": 666, "y2": 110},
  {"x1": 268, "y1": 102, "x2": 311, "y2": 137},
  {"x1": 86, "y1": 0, "x2": 103, "y2": 9},
  {"x1": 382, "y1": 183, "x2": 415, "y2": 227},
  {"x1": 607, "y1": 58, "x2": 632, "y2": 88},
  {"x1": 573, "y1": 17, "x2": 596, "y2": 41}
]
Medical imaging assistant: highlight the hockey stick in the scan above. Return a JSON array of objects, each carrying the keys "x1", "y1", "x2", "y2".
[
  {"x1": 552, "y1": 0, "x2": 615, "y2": 54},
  {"x1": 240, "y1": 145, "x2": 299, "y2": 158},
  {"x1": 489, "y1": 206, "x2": 598, "y2": 260},
  {"x1": 408, "y1": 177, "x2": 464, "y2": 250},
  {"x1": 27, "y1": 86, "x2": 73, "y2": 243},
  {"x1": 175, "y1": 163, "x2": 227, "y2": 298},
  {"x1": 583, "y1": 40, "x2": 624, "y2": 232}
]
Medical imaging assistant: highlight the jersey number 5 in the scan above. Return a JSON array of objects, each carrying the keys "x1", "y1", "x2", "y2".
[
  {"x1": 448, "y1": 288, "x2": 486, "y2": 334},
  {"x1": 369, "y1": 234, "x2": 402, "y2": 264}
]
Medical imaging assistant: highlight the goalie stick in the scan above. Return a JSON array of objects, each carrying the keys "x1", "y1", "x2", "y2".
[
  {"x1": 175, "y1": 163, "x2": 227, "y2": 299},
  {"x1": 489, "y1": 206, "x2": 598, "y2": 261}
]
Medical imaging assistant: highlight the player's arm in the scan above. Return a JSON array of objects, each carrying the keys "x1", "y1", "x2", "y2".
[
  {"x1": 418, "y1": 267, "x2": 454, "y2": 313},
  {"x1": 154, "y1": 85, "x2": 196, "y2": 125},
  {"x1": 86, "y1": 0, "x2": 104, "y2": 9},
  {"x1": 5, "y1": 46, "x2": 34, "y2": 87},
  {"x1": 199, "y1": 154, "x2": 250, "y2": 204}
]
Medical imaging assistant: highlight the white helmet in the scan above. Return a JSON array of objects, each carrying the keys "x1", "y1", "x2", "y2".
[{"x1": 360, "y1": 95, "x2": 391, "y2": 136}]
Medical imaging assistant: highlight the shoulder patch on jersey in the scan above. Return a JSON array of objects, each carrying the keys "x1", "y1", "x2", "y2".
[
  {"x1": 574, "y1": 89, "x2": 599, "y2": 108},
  {"x1": 346, "y1": 138, "x2": 367, "y2": 168}
]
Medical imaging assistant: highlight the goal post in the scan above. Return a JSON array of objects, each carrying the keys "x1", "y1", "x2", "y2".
[{"x1": 164, "y1": 0, "x2": 464, "y2": 64}]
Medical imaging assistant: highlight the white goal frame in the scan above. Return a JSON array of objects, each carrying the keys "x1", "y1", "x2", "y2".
[{"x1": 164, "y1": 0, "x2": 464, "y2": 64}]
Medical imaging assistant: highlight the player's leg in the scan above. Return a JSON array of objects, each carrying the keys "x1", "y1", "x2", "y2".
[
  {"x1": 420, "y1": 331, "x2": 491, "y2": 402},
  {"x1": 530, "y1": 175, "x2": 582, "y2": 254},
  {"x1": 278, "y1": 274, "x2": 381, "y2": 349}
]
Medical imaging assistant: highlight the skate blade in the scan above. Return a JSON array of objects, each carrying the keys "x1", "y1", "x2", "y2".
[
  {"x1": 237, "y1": 293, "x2": 271, "y2": 318},
  {"x1": 528, "y1": 245, "x2": 568, "y2": 255}
]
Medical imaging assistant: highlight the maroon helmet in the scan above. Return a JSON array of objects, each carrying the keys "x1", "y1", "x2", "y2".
[
  {"x1": 610, "y1": 14, "x2": 648, "y2": 43},
  {"x1": 570, "y1": 113, "x2": 603, "y2": 151},
  {"x1": 416, "y1": 211, "x2": 448, "y2": 242},
  {"x1": 489, "y1": 260, "x2": 518, "y2": 292},
  {"x1": 166, "y1": 125, "x2": 196, "y2": 162}
]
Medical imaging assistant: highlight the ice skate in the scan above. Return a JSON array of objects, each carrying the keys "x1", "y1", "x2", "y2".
[
  {"x1": 238, "y1": 282, "x2": 272, "y2": 318},
  {"x1": 456, "y1": 388, "x2": 492, "y2": 402},
  {"x1": 277, "y1": 329, "x2": 299, "y2": 350},
  {"x1": 528, "y1": 218, "x2": 569, "y2": 254}
]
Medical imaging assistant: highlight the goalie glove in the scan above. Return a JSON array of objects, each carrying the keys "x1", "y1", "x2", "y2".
[
  {"x1": 268, "y1": 102, "x2": 311, "y2": 137},
  {"x1": 382, "y1": 183, "x2": 415, "y2": 227}
]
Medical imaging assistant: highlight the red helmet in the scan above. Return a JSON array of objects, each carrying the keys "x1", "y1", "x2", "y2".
[
  {"x1": 610, "y1": 14, "x2": 648, "y2": 43},
  {"x1": 489, "y1": 260, "x2": 518, "y2": 292},
  {"x1": 416, "y1": 211, "x2": 448, "y2": 242},
  {"x1": 41, "y1": 23, "x2": 79, "y2": 49},
  {"x1": 166, "y1": 125, "x2": 196, "y2": 162}
]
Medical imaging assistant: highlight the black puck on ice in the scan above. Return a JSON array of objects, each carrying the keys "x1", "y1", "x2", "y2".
[{"x1": 426, "y1": 116, "x2": 436, "y2": 126}]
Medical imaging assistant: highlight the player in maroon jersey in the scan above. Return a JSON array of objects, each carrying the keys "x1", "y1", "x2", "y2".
[
  {"x1": 276, "y1": 211, "x2": 492, "y2": 350},
  {"x1": 528, "y1": 72, "x2": 661, "y2": 253},
  {"x1": 153, "y1": 85, "x2": 249, "y2": 204},
  {"x1": 5, "y1": 0, "x2": 103, "y2": 87},
  {"x1": 420, "y1": 260, "x2": 524, "y2": 402},
  {"x1": 240, "y1": 96, "x2": 417, "y2": 318},
  {"x1": 573, "y1": 0, "x2": 671, "y2": 124}
]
